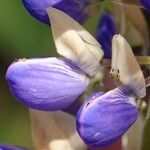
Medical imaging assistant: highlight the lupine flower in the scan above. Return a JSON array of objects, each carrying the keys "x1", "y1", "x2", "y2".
[
  {"x1": 140, "y1": 0, "x2": 150, "y2": 12},
  {"x1": 22, "y1": 0, "x2": 91, "y2": 25},
  {"x1": 6, "y1": 57, "x2": 89, "y2": 111},
  {"x1": 0, "y1": 144, "x2": 27, "y2": 150},
  {"x1": 76, "y1": 34, "x2": 146, "y2": 147},
  {"x1": 6, "y1": 8, "x2": 104, "y2": 111},
  {"x1": 3, "y1": 0, "x2": 150, "y2": 149},
  {"x1": 76, "y1": 87, "x2": 138, "y2": 147},
  {"x1": 96, "y1": 12, "x2": 116, "y2": 59}
]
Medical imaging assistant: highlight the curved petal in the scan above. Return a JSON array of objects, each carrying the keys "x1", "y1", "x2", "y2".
[
  {"x1": 6, "y1": 57, "x2": 89, "y2": 111},
  {"x1": 22, "y1": 0, "x2": 88, "y2": 25},
  {"x1": 76, "y1": 87, "x2": 138, "y2": 147},
  {"x1": 110, "y1": 34, "x2": 146, "y2": 98},
  {"x1": 47, "y1": 7, "x2": 104, "y2": 76}
]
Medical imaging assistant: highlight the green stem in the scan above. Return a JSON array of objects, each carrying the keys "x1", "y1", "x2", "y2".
[
  {"x1": 136, "y1": 56, "x2": 150, "y2": 65},
  {"x1": 141, "y1": 101, "x2": 150, "y2": 150}
]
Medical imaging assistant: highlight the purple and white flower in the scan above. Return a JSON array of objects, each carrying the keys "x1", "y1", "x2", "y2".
[{"x1": 76, "y1": 87, "x2": 138, "y2": 147}]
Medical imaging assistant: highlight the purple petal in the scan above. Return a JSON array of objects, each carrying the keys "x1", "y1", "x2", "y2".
[
  {"x1": 22, "y1": 0, "x2": 89, "y2": 25},
  {"x1": 140, "y1": 0, "x2": 150, "y2": 12},
  {"x1": 76, "y1": 87, "x2": 138, "y2": 147},
  {"x1": 63, "y1": 92, "x2": 104, "y2": 116},
  {"x1": 6, "y1": 57, "x2": 89, "y2": 111},
  {"x1": 96, "y1": 12, "x2": 116, "y2": 59},
  {"x1": 0, "y1": 144, "x2": 27, "y2": 150}
]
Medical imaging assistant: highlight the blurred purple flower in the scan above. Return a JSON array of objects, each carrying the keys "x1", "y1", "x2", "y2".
[
  {"x1": 6, "y1": 57, "x2": 89, "y2": 111},
  {"x1": 76, "y1": 87, "x2": 138, "y2": 147},
  {"x1": 22, "y1": 0, "x2": 91, "y2": 25},
  {"x1": 0, "y1": 144, "x2": 27, "y2": 150},
  {"x1": 140, "y1": 0, "x2": 150, "y2": 12},
  {"x1": 96, "y1": 12, "x2": 116, "y2": 59}
]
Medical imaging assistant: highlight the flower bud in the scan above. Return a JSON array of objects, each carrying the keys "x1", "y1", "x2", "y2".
[
  {"x1": 22, "y1": 0, "x2": 89, "y2": 25},
  {"x1": 6, "y1": 57, "x2": 89, "y2": 111},
  {"x1": 96, "y1": 12, "x2": 116, "y2": 59},
  {"x1": 76, "y1": 87, "x2": 138, "y2": 147}
]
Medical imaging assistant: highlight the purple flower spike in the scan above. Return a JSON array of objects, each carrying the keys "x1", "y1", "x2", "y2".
[
  {"x1": 76, "y1": 87, "x2": 138, "y2": 147},
  {"x1": 140, "y1": 0, "x2": 150, "y2": 12},
  {"x1": 0, "y1": 144, "x2": 27, "y2": 150},
  {"x1": 6, "y1": 57, "x2": 89, "y2": 111},
  {"x1": 22, "y1": 0, "x2": 89, "y2": 25},
  {"x1": 96, "y1": 12, "x2": 116, "y2": 59}
]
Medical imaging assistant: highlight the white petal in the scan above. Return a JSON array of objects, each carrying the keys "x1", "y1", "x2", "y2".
[
  {"x1": 46, "y1": 7, "x2": 103, "y2": 76},
  {"x1": 110, "y1": 34, "x2": 146, "y2": 98},
  {"x1": 30, "y1": 109, "x2": 86, "y2": 150}
]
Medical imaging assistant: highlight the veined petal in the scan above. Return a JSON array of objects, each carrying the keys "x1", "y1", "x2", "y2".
[
  {"x1": 22, "y1": 0, "x2": 89, "y2": 25},
  {"x1": 0, "y1": 144, "x2": 27, "y2": 150},
  {"x1": 76, "y1": 87, "x2": 138, "y2": 147},
  {"x1": 47, "y1": 7, "x2": 104, "y2": 76},
  {"x1": 110, "y1": 34, "x2": 146, "y2": 98},
  {"x1": 6, "y1": 57, "x2": 89, "y2": 111}
]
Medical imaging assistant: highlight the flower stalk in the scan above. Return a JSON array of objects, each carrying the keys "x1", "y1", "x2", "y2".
[
  {"x1": 114, "y1": 0, "x2": 143, "y2": 8},
  {"x1": 141, "y1": 100, "x2": 150, "y2": 150}
]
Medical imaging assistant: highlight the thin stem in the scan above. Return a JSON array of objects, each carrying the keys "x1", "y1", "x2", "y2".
[
  {"x1": 113, "y1": 0, "x2": 143, "y2": 8},
  {"x1": 136, "y1": 56, "x2": 150, "y2": 65},
  {"x1": 112, "y1": 0, "x2": 127, "y2": 36},
  {"x1": 102, "y1": 56, "x2": 150, "y2": 67},
  {"x1": 118, "y1": 0, "x2": 126, "y2": 35},
  {"x1": 141, "y1": 101, "x2": 150, "y2": 150},
  {"x1": 145, "y1": 76, "x2": 150, "y2": 87},
  {"x1": 86, "y1": 0, "x2": 101, "y2": 16}
]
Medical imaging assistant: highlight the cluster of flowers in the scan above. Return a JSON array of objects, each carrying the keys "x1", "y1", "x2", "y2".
[{"x1": 1, "y1": 0, "x2": 150, "y2": 149}]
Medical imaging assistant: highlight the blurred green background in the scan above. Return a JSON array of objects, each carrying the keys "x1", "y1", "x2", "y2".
[{"x1": 0, "y1": 0, "x2": 100, "y2": 149}]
